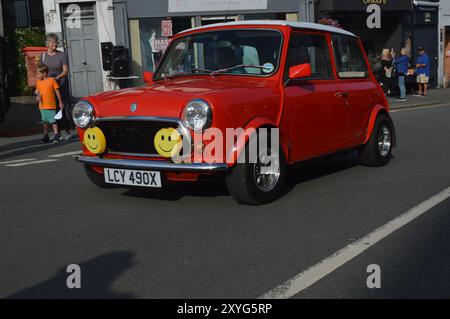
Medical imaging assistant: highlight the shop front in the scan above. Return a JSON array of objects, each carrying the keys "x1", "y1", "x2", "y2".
[
  {"x1": 125, "y1": 0, "x2": 314, "y2": 84},
  {"x1": 318, "y1": 0, "x2": 440, "y2": 87},
  {"x1": 43, "y1": 0, "x2": 314, "y2": 96}
]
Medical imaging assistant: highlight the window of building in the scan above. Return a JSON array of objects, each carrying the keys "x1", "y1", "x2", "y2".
[
  {"x1": 139, "y1": 17, "x2": 192, "y2": 72},
  {"x1": 285, "y1": 32, "x2": 333, "y2": 80},
  {"x1": 13, "y1": 0, "x2": 30, "y2": 27},
  {"x1": 243, "y1": 13, "x2": 288, "y2": 20},
  {"x1": 332, "y1": 35, "x2": 369, "y2": 79}
]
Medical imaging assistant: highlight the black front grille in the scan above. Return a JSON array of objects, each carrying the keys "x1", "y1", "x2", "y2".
[{"x1": 97, "y1": 120, "x2": 179, "y2": 155}]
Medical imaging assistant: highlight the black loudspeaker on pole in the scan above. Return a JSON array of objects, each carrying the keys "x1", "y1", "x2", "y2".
[
  {"x1": 101, "y1": 42, "x2": 113, "y2": 71},
  {"x1": 111, "y1": 46, "x2": 130, "y2": 77}
]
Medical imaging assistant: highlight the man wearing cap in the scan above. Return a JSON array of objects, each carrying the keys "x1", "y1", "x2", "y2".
[{"x1": 415, "y1": 46, "x2": 430, "y2": 97}]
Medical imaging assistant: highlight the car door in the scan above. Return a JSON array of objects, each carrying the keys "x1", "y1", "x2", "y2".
[
  {"x1": 284, "y1": 31, "x2": 352, "y2": 162},
  {"x1": 331, "y1": 35, "x2": 376, "y2": 146}
]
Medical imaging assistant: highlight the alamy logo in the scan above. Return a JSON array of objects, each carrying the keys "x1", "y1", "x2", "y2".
[
  {"x1": 366, "y1": 4, "x2": 381, "y2": 29},
  {"x1": 66, "y1": 264, "x2": 81, "y2": 289},
  {"x1": 65, "y1": 4, "x2": 81, "y2": 29},
  {"x1": 366, "y1": 264, "x2": 381, "y2": 289}
]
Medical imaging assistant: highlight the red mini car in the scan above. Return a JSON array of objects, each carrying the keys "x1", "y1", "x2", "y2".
[{"x1": 74, "y1": 21, "x2": 396, "y2": 205}]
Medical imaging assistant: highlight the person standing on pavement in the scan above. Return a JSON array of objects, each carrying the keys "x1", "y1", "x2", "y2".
[
  {"x1": 378, "y1": 48, "x2": 394, "y2": 96},
  {"x1": 415, "y1": 46, "x2": 430, "y2": 97},
  {"x1": 40, "y1": 33, "x2": 73, "y2": 141},
  {"x1": 35, "y1": 65, "x2": 64, "y2": 143},
  {"x1": 393, "y1": 48, "x2": 409, "y2": 102}
]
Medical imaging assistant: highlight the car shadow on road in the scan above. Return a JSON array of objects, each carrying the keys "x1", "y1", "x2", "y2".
[
  {"x1": 0, "y1": 136, "x2": 79, "y2": 160},
  {"x1": 121, "y1": 179, "x2": 230, "y2": 201},
  {"x1": 287, "y1": 151, "x2": 361, "y2": 185},
  {"x1": 120, "y1": 151, "x2": 369, "y2": 202},
  {"x1": 6, "y1": 251, "x2": 137, "y2": 299}
]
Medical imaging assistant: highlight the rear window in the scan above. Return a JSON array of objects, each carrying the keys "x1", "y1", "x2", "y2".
[{"x1": 332, "y1": 35, "x2": 369, "y2": 79}]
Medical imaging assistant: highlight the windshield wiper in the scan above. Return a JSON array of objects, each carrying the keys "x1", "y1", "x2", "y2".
[
  {"x1": 162, "y1": 68, "x2": 213, "y2": 79},
  {"x1": 211, "y1": 64, "x2": 271, "y2": 77},
  {"x1": 186, "y1": 68, "x2": 213, "y2": 74}
]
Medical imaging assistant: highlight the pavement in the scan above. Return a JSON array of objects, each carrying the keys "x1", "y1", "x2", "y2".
[
  {"x1": 0, "y1": 101, "x2": 450, "y2": 298},
  {"x1": 387, "y1": 87, "x2": 446, "y2": 110}
]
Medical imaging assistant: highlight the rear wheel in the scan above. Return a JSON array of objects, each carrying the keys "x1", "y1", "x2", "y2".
[
  {"x1": 359, "y1": 114, "x2": 394, "y2": 167},
  {"x1": 84, "y1": 165, "x2": 117, "y2": 188},
  {"x1": 225, "y1": 132, "x2": 287, "y2": 205}
]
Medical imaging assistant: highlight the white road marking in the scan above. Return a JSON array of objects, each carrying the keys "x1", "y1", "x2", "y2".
[
  {"x1": 390, "y1": 103, "x2": 449, "y2": 113},
  {"x1": 48, "y1": 151, "x2": 82, "y2": 158},
  {"x1": 0, "y1": 158, "x2": 36, "y2": 165},
  {"x1": 5, "y1": 159, "x2": 59, "y2": 167},
  {"x1": 0, "y1": 144, "x2": 46, "y2": 156},
  {"x1": 260, "y1": 186, "x2": 450, "y2": 299}
]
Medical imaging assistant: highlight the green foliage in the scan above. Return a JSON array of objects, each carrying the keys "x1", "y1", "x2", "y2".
[{"x1": 4, "y1": 27, "x2": 46, "y2": 96}]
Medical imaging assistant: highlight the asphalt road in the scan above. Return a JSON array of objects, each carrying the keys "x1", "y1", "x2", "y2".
[{"x1": 1, "y1": 103, "x2": 449, "y2": 299}]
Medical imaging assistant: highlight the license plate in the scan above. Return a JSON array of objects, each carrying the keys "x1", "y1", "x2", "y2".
[{"x1": 104, "y1": 168, "x2": 162, "y2": 188}]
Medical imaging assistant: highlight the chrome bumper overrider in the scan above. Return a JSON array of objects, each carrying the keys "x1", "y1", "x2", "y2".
[{"x1": 76, "y1": 156, "x2": 228, "y2": 172}]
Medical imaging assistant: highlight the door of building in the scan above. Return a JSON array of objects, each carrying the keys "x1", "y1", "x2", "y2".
[
  {"x1": 413, "y1": 25, "x2": 438, "y2": 87},
  {"x1": 445, "y1": 27, "x2": 450, "y2": 87},
  {"x1": 62, "y1": 3, "x2": 103, "y2": 98}
]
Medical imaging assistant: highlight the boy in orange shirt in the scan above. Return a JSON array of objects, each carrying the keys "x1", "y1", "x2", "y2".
[{"x1": 35, "y1": 64, "x2": 64, "y2": 143}]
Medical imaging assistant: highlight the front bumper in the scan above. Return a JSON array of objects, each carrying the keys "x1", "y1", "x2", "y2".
[{"x1": 76, "y1": 156, "x2": 229, "y2": 172}]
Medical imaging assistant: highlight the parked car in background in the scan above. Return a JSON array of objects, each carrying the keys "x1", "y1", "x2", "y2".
[{"x1": 73, "y1": 21, "x2": 396, "y2": 205}]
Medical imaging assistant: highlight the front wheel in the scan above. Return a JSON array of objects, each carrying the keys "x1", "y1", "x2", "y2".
[
  {"x1": 225, "y1": 132, "x2": 287, "y2": 205},
  {"x1": 359, "y1": 114, "x2": 394, "y2": 167}
]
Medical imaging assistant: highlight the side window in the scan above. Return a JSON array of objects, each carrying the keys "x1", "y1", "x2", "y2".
[
  {"x1": 332, "y1": 35, "x2": 369, "y2": 79},
  {"x1": 285, "y1": 32, "x2": 333, "y2": 80}
]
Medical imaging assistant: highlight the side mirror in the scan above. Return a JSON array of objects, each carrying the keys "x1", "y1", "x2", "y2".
[
  {"x1": 289, "y1": 63, "x2": 312, "y2": 80},
  {"x1": 143, "y1": 71, "x2": 153, "y2": 85}
]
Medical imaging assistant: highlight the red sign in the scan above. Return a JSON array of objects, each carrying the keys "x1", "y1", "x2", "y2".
[
  {"x1": 161, "y1": 20, "x2": 173, "y2": 37},
  {"x1": 155, "y1": 39, "x2": 170, "y2": 52}
]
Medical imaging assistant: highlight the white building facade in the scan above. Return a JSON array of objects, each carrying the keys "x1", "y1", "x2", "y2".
[
  {"x1": 42, "y1": 0, "x2": 117, "y2": 96},
  {"x1": 42, "y1": 0, "x2": 315, "y2": 98}
]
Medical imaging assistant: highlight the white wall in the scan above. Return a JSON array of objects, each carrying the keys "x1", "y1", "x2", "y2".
[
  {"x1": 439, "y1": 0, "x2": 450, "y2": 88},
  {"x1": 42, "y1": 0, "x2": 117, "y2": 91}
]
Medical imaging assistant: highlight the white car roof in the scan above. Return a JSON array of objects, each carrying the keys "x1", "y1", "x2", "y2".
[{"x1": 178, "y1": 20, "x2": 357, "y2": 38}]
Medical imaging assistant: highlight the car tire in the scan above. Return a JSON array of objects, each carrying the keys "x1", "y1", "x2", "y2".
[
  {"x1": 225, "y1": 131, "x2": 287, "y2": 205},
  {"x1": 359, "y1": 114, "x2": 394, "y2": 167},
  {"x1": 84, "y1": 165, "x2": 117, "y2": 188}
]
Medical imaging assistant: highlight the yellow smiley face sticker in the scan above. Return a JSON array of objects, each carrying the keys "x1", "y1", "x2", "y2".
[
  {"x1": 83, "y1": 127, "x2": 106, "y2": 154},
  {"x1": 154, "y1": 127, "x2": 182, "y2": 158}
]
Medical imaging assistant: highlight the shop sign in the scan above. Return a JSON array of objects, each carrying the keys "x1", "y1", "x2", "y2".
[
  {"x1": 321, "y1": 0, "x2": 412, "y2": 11},
  {"x1": 161, "y1": 20, "x2": 173, "y2": 37},
  {"x1": 155, "y1": 38, "x2": 170, "y2": 52},
  {"x1": 169, "y1": 0, "x2": 267, "y2": 13}
]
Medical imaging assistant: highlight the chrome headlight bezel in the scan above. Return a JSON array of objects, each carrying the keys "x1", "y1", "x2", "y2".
[
  {"x1": 182, "y1": 99, "x2": 212, "y2": 131},
  {"x1": 72, "y1": 100, "x2": 94, "y2": 128}
]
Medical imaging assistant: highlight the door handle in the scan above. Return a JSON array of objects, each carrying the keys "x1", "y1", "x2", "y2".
[
  {"x1": 82, "y1": 61, "x2": 87, "y2": 65},
  {"x1": 335, "y1": 91, "x2": 349, "y2": 98}
]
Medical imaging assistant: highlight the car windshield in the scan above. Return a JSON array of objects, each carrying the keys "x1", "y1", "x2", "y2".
[{"x1": 153, "y1": 29, "x2": 283, "y2": 80}]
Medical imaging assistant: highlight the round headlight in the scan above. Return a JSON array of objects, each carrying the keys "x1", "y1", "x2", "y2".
[
  {"x1": 182, "y1": 99, "x2": 212, "y2": 131},
  {"x1": 72, "y1": 100, "x2": 94, "y2": 128}
]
